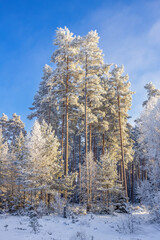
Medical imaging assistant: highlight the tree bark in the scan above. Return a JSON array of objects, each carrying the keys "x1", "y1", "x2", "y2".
[
  {"x1": 48, "y1": 106, "x2": 51, "y2": 125},
  {"x1": 117, "y1": 86, "x2": 128, "y2": 201},
  {"x1": 61, "y1": 103, "x2": 64, "y2": 162},
  {"x1": 102, "y1": 133, "x2": 105, "y2": 155},
  {"x1": 84, "y1": 55, "x2": 90, "y2": 209},
  {"x1": 79, "y1": 136, "x2": 82, "y2": 202},
  {"x1": 89, "y1": 124, "x2": 92, "y2": 152},
  {"x1": 72, "y1": 137, "x2": 75, "y2": 172},
  {"x1": 85, "y1": 55, "x2": 88, "y2": 158},
  {"x1": 65, "y1": 57, "x2": 69, "y2": 176},
  {"x1": 131, "y1": 162, "x2": 134, "y2": 203}
]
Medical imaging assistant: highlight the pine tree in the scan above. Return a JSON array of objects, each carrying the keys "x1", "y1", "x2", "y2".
[
  {"x1": 108, "y1": 65, "x2": 134, "y2": 200},
  {"x1": 28, "y1": 64, "x2": 54, "y2": 125},
  {"x1": 143, "y1": 82, "x2": 160, "y2": 107},
  {"x1": 96, "y1": 151, "x2": 118, "y2": 210},
  {"x1": 78, "y1": 30, "x2": 104, "y2": 155},
  {"x1": 135, "y1": 84, "x2": 160, "y2": 216},
  {"x1": 51, "y1": 27, "x2": 82, "y2": 177},
  {"x1": 80, "y1": 152, "x2": 95, "y2": 208},
  {"x1": 27, "y1": 120, "x2": 63, "y2": 202},
  {"x1": 8, "y1": 113, "x2": 26, "y2": 143},
  {"x1": 8, "y1": 131, "x2": 28, "y2": 209},
  {"x1": 0, "y1": 128, "x2": 9, "y2": 208}
]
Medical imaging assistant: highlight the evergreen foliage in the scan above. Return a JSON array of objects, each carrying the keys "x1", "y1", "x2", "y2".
[{"x1": 0, "y1": 27, "x2": 140, "y2": 215}]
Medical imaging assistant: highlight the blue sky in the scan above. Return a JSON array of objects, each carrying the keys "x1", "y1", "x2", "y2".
[{"x1": 0, "y1": 0, "x2": 160, "y2": 130}]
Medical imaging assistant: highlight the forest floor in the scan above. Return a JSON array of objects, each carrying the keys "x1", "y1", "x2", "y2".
[{"x1": 0, "y1": 206, "x2": 159, "y2": 240}]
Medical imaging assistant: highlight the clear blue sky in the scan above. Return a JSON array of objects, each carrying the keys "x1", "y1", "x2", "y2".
[{"x1": 0, "y1": 0, "x2": 160, "y2": 130}]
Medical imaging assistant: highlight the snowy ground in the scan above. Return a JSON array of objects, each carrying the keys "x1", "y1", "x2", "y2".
[{"x1": 0, "y1": 207, "x2": 159, "y2": 240}]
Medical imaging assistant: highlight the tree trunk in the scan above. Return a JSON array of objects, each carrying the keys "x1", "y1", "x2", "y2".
[
  {"x1": 79, "y1": 136, "x2": 82, "y2": 203},
  {"x1": 31, "y1": 190, "x2": 32, "y2": 205},
  {"x1": 84, "y1": 55, "x2": 90, "y2": 208},
  {"x1": 89, "y1": 124, "x2": 92, "y2": 152},
  {"x1": 117, "y1": 87, "x2": 128, "y2": 201},
  {"x1": 85, "y1": 55, "x2": 88, "y2": 158},
  {"x1": 65, "y1": 57, "x2": 69, "y2": 177},
  {"x1": 102, "y1": 133, "x2": 105, "y2": 155},
  {"x1": 72, "y1": 140, "x2": 75, "y2": 172},
  {"x1": 61, "y1": 103, "x2": 64, "y2": 162},
  {"x1": 131, "y1": 162, "x2": 134, "y2": 203},
  {"x1": 94, "y1": 137, "x2": 96, "y2": 161},
  {"x1": 48, "y1": 106, "x2": 51, "y2": 125},
  {"x1": 48, "y1": 193, "x2": 51, "y2": 209}
]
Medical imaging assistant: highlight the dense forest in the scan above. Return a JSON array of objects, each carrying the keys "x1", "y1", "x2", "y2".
[{"x1": 0, "y1": 27, "x2": 160, "y2": 220}]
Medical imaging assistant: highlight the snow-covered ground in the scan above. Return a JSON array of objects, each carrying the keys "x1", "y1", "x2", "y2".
[{"x1": 0, "y1": 207, "x2": 159, "y2": 240}]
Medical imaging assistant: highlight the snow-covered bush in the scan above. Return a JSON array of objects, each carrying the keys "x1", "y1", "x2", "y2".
[
  {"x1": 51, "y1": 193, "x2": 66, "y2": 216},
  {"x1": 150, "y1": 191, "x2": 160, "y2": 223},
  {"x1": 70, "y1": 231, "x2": 92, "y2": 240},
  {"x1": 68, "y1": 204, "x2": 87, "y2": 216},
  {"x1": 116, "y1": 212, "x2": 136, "y2": 234},
  {"x1": 37, "y1": 200, "x2": 48, "y2": 217},
  {"x1": 28, "y1": 210, "x2": 41, "y2": 234},
  {"x1": 113, "y1": 194, "x2": 129, "y2": 213}
]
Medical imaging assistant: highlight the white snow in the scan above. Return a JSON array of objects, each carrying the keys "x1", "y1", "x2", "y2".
[{"x1": 0, "y1": 207, "x2": 160, "y2": 240}]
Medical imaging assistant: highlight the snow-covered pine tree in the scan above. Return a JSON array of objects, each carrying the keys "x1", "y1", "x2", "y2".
[
  {"x1": 51, "y1": 27, "x2": 82, "y2": 178},
  {"x1": 27, "y1": 120, "x2": 45, "y2": 205},
  {"x1": 8, "y1": 113, "x2": 26, "y2": 143},
  {"x1": 78, "y1": 30, "x2": 105, "y2": 156},
  {"x1": 0, "y1": 114, "x2": 9, "y2": 141},
  {"x1": 27, "y1": 120, "x2": 64, "y2": 207},
  {"x1": 80, "y1": 152, "x2": 97, "y2": 210},
  {"x1": 98, "y1": 63, "x2": 112, "y2": 155},
  {"x1": 28, "y1": 64, "x2": 54, "y2": 125},
  {"x1": 0, "y1": 113, "x2": 26, "y2": 144},
  {"x1": 143, "y1": 82, "x2": 160, "y2": 107},
  {"x1": 135, "y1": 82, "x2": 160, "y2": 185},
  {"x1": 136, "y1": 93, "x2": 160, "y2": 219},
  {"x1": 107, "y1": 65, "x2": 134, "y2": 200},
  {"x1": 8, "y1": 131, "x2": 28, "y2": 210},
  {"x1": 96, "y1": 151, "x2": 118, "y2": 211},
  {"x1": 0, "y1": 128, "x2": 9, "y2": 209}
]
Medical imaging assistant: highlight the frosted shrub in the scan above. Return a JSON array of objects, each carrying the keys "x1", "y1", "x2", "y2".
[
  {"x1": 37, "y1": 200, "x2": 48, "y2": 217},
  {"x1": 68, "y1": 204, "x2": 87, "y2": 216},
  {"x1": 28, "y1": 210, "x2": 41, "y2": 234},
  {"x1": 51, "y1": 193, "x2": 66, "y2": 216},
  {"x1": 151, "y1": 191, "x2": 160, "y2": 223},
  {"x1": 116, "y1": 213, "x2": 136, "y2": 234},
  {"x1": 70, "y1": 231, "x2": 93, "y2": 240}
]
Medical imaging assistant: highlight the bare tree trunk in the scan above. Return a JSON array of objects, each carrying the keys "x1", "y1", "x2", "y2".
[
  {"x1": 84, "y1": 55, "x2": 90, "y2": 209},
  {"x1": 89, "y1": 124, "x2": 92, "y2": 152},
  {"x1": 48, "y1": 106, "x2": 51, "y2": 124},
  {"x1": 40, "y1": 190, "x2": 43, "y2": 201},
  {"x1": 65, "y1": 57, "x2": 69, "y2": 177},
  {"x1": 145, "y1": 169, "x2": 147, "y2": 180},
  {"x1": 142, "y1": 159, "x2": 144, "y2": 181},
  {"x1": 79, "y1": 136, "x2": 82, "y2": 203},
  {"x1": 61, "y1": 103, "x2": 65, "y2": 162},
  {"x1": 89, "y1": 163, "x2": 92, "y2": 204},
  {"x1": 102, "y1": 133, "x2": 105, "y2": 155},
  {"x1": 23, "y1": 191, "x2": 26, "y2": 208},
  {"x1": 138, "y1": 163, "x2": 140, "y2": 180},
  {"x1": 85, "y1": 55, "x2": 88, "y2": 158},
  {"x1": 48, "y1": 193, "x2": 51, "y2": 209},
  {"x1": 72, "y1": 139, "x2": 75, "y2": 172},
  {"x1": 94, "y1": 137, "x2": 96, "y2": 161},
  {"x1": 117, "y1": 87, "x2": 128, "y2": 201},
  {"x1": 64, "y1": 56, "x2": 69, "y2": 218},
  {"x1": 31, "y1": 190, "x2": 33, "y2": 205},
  {"x1": 131, "y1": 162, "x2": 134, "y2": 203}
]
